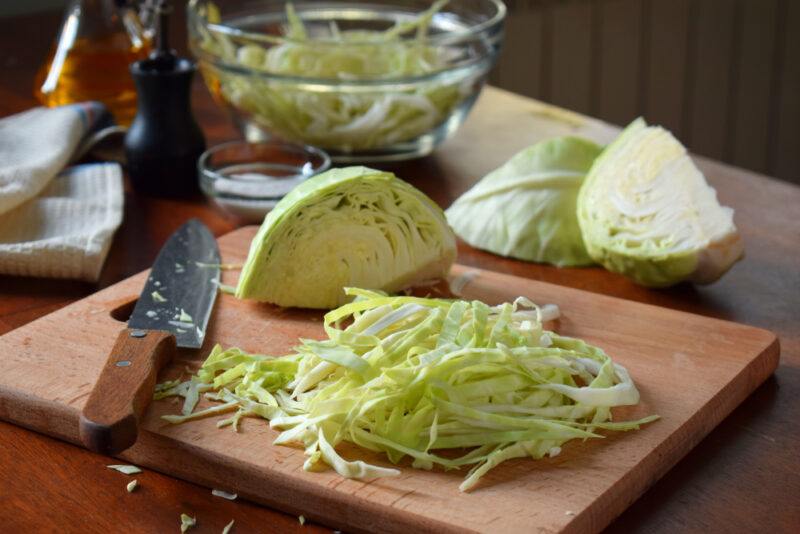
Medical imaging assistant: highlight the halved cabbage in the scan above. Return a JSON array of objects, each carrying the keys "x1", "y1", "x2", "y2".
[
  {"x1": 236, "y1": 167, "x2": 456, "y2": 308},
  {"x1": 578, "y1": 118, "x2": 744, "y2": 286},
  {"x1": 446, "y1": 137, "x2": 601, "y2": 266}
]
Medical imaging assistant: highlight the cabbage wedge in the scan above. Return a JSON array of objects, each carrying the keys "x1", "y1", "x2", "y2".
[
  {"x1": 446, "y1": 137, "x2": 601, "y2": 267},
  {"x1": 578, "y1": 118, "x2": 744, "y2": 287},
  {"x1": 236, "y1": 167, "x2": 456, "y2": 309}
]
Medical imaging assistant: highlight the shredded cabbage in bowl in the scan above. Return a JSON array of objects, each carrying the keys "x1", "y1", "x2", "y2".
[
  {"x1": 189, "y1": 1, "x2": 485, "y2": 153},
  {"x1": 157, "y1": 288, "x2": 657, "y2": 492}
]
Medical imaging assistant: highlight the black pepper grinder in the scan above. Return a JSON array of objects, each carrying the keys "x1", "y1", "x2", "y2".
[{"x1": 125, "y1": 0, "x2": 205, "y2": 197}]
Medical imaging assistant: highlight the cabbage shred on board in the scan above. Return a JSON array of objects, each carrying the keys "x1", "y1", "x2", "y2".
[{"x1": 157, "y1": 289, "x2": 658, "y2": 492}]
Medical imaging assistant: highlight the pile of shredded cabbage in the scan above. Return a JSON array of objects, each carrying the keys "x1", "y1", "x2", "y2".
[
  {"x1": 193, "y1": 1, "x2": 468, "y2": 151},
  {"x1": 157, "y1": 288, "x2": 657, "y2": 492}
]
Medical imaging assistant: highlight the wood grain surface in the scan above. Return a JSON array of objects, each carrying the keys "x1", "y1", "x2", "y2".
[
  {"x1": 1, "y1": 6, "x2": 799, "y2": 534},
  {"x1": 0, "y1": 227, "x2": 779, "y2": 534}
]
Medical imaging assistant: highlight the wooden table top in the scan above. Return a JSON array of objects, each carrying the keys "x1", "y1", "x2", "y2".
[{"x1": 1, "y1": 9, "x2": 799, "y2": 534}]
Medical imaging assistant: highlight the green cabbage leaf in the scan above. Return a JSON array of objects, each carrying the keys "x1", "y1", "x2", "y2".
[
  {"x1": 578, "y1": 118, "x2": 744, "y2": 286},
  {"x1": 446, "y1": 137, "x2": 602, "y2": 266},
  {"x1": 157, "y1": 289, "x2": 657, "y2": 492},
  {"x1": 236, "y1": 167, "x2": 456, "y2": 309},
  {"x1": 180, "y1": 514, "x2": 196, "y2": 533}
]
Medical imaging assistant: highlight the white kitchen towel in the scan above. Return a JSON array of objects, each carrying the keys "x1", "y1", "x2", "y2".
[
  {"x1": 0, "y1": 103, "x2": 124, "y2": 281},
  {"x1": 0, "y1": 163, "x2": 123, "y2": 281},
  {"x1": 0, "y1": 102, "x2": 112, "y2": 215}
]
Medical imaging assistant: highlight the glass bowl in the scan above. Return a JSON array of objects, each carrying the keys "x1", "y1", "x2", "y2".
[
  {"x1": 199, "y1": 140, "x2": 331, "y2": 223},
  {"x1": 188, "y1": 0, "x2": 506, "y2": 162}
]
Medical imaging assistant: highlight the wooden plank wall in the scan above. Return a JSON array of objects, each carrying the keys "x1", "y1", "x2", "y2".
[{"x1": 490, "y1": 0, "x2": 799, "y2": 184}]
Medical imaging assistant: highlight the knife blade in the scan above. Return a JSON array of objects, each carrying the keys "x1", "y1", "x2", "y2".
[
  {"x1": 128, "y1": 219, "x2": 220, "y2": 348},
  {"x1": 79, "y1": 219, "x2": 221, "y2": 455}
]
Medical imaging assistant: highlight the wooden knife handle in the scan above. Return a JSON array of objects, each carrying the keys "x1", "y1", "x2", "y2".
[{"x1": 79, "y1": 328, "x2": 176, "y2": 455}]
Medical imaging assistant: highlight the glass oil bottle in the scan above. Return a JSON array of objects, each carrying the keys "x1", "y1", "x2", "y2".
[{"x1": 34, "y1": 0, "x2": 154, "y2": 126}]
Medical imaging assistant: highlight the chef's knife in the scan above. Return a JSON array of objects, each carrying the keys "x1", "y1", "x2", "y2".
[{"x1": 79, "y1": 219, "x2": 220, "y2": 455}]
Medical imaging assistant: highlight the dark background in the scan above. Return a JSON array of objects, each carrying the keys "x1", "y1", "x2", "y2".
[{"x1": 3, "y1": 0, "x2": 799, "y2": 185}]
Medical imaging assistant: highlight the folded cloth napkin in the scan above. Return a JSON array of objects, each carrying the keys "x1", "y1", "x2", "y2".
[{"x1": 0, "y1": 103, "x2": 124, "y2": 281}]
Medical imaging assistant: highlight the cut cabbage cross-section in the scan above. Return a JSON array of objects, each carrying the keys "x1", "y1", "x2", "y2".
[
  {"x1": 578, "y1": 118, "x2": 744, "y2": 287},
  {"x1": 236, "y1": 167, "x2": 456, "y2": 309}
]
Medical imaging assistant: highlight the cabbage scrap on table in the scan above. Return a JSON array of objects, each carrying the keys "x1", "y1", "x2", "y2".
[
  {"x1": 192, "y1": 0, "x2": 468, "y2": 152},
  {"x1": 157, "y1": 289, "x2": 657, "y2": 492}
]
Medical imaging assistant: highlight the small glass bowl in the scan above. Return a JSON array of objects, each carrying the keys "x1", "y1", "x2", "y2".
[{"x1": 199, "y1": 140, "x2": 331, "y2": 223}]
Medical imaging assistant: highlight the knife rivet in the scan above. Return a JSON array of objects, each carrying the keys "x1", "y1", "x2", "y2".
[
  {"x1": 130, "y1": 330, "x2": 147, "y2": 338},
  {"x1": 116, "y1": 360, "x2": 132, "y2": 367}
]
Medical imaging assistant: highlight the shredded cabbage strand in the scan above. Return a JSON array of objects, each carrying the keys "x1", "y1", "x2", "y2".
[{"x1": 157, "y1": 289, "x2": 657, "y2": 491}]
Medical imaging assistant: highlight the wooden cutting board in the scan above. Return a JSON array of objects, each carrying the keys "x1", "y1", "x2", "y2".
[{"x1": 0, "y1": 226, "x2": 779, "y2": 534}]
